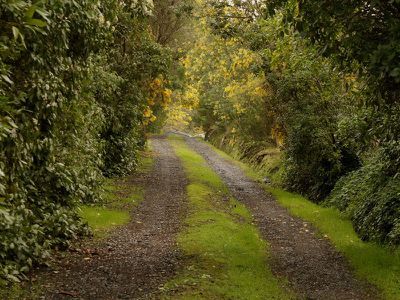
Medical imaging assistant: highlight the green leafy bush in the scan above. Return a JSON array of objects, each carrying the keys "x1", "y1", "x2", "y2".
[
  {"x1": 0, "y1": 0, "x2": 172, "y2": 280},
  {"x1": 185, "y1": 2, "x2": 400, "y2": 245},
  {"x1": 327, "y1": 149, "x2": 400, "y2": 245},
  {"x1": 290, "y1": 0, "x2": 400, "y2": 245}
]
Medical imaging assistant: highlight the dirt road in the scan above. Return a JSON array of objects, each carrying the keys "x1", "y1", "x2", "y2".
[
  {"x1": 37, "y1": 136, "x2": 187, "y2": 299},
  {"x1": 186, "y1": 137, "x2": 377, "y2": 300},
  {"x1": 29, "y1": 135, "x2": 378, "y2": 300}
]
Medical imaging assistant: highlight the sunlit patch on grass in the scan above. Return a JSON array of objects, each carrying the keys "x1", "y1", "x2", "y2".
[
  {"x1": 79, "y1": 147, "x2": 154, "y2": 239},
  {"x1": 79, "y1": 206, "x2": 130, "y2": 238}
]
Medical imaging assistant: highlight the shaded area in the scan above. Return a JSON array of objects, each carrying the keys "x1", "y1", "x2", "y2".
[
  {"x1": 33, "y1": 136, "x2": 187, "y2": 299},
  {"x1": 186, "y1": 137, "x2": 378, "y2": 300}
]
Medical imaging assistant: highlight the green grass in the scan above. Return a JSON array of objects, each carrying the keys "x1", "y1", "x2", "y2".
[
  {"x1": 139, "y1": 144, "x2": 154, "y2": 173},
  {"x1": 162, "y1": 136, "x2": 293, "y2": 299},
  {"x1": 102, "y1": 180, "x2": 145, "y2": 209},
  {"x1": 79, "y1": 206, "x2": 130, "y2": 237},
  {"x1": 80, "y1": 147, "x2": 154, "y2": 238},
  {"x1": 204, "y1": 141, "x2": 264, "y2": 185},
  {"x1": 268, "y1": 187, "x2": 400, "y2": 300},
  {"x1": 1, "y1": 146, "x2": 155, "y2": 297},
  {"x1": 203, "y1": 139, "x2": 400, "y2": 300},
  {"x1": 0, "y1": 282, "x2": 41, "y2": 300}
]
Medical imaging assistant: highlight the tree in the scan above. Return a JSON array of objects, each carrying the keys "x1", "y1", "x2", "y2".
[
  {"x1": 296, "y1": 0, "x2": 400, "y2": 100},
  {"x1": 0, "y1": 0, "x2": 174, "y2": 280},
  {"x1": 151, "y1": 0, "x2": 194, "y2": 45}
]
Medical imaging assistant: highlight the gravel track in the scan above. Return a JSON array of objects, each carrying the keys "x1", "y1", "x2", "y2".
[
  {"x1": 185, "y1": 137, "x2": 378, "y2": 300},
  {"x1": 36, "y1": 136, "x2": 187, "y2": 300},
  {"x1": 24, "y1": 135, "x2": 379, "y2": 300}
]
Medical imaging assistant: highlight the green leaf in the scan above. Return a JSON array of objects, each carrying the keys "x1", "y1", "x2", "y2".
[
  {"x1": 26, "y1": 18, "x2": 47, "y2": 28},
  {"x1": 11, "y1": 26, "x2": 20, "y2": 40},
  {"x1": 34, "y1": 8, "x2": 50, "y2": 22},
  {"x1": 24, "y1": 5, "x2": 36, "y2": 19},
  {"x1": 1, "y1": 74, "x2": 13, "y2": 85},
  {"x1": 6, "y1": 274, "x2": 20, "y2": 283},
  {"x1": 11, "y1": 26, "x2": 27, "y2": 48}
]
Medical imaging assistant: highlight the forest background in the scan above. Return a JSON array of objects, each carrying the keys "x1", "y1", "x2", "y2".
[{"x1": 1, "y1": 0, "x2": 399, "y2": 282}]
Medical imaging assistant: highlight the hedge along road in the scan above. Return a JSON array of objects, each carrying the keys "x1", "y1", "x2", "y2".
[
  {"x1": 34, "y1": 136, "x2": 188, "y2": 299},
  {"x1": 25, "y1": 134, "x2": 378, "y2": 299},
  {"x1": 184, "y1": 136, "x2": 379, "y2": 300}
]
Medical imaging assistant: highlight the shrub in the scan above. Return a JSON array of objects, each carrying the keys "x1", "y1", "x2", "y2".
[
  {"x1": 0, "y1": 0, "x2": 171, "y2": 280},
  {"x1": 327, "y1": 147, "x2": 400, "y2": 245}
]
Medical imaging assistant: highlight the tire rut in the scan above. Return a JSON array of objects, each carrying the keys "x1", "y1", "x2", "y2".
[
  {"x1": 37, "y1": 136, "x2": 187, "y2": 300},
  {"x1": 185, "y1": 137, "x2": 378, "y2": 300}
]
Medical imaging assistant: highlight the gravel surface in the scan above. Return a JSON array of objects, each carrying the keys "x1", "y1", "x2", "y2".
[
  {"x1": 35, "y1": 136, "x2": 187, "y2": 299},
  {"x1": 186, "y1": 137, "x2": 379, "y2": 300}
]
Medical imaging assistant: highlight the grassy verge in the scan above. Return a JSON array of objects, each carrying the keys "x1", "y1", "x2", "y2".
[
  {"x1": 0, "y1": 148, "x2": 154, "y2": 299},
  {"x1": 268, "y1": 188, "x2": 400, "y2": 300},
  {"x1": 80, "y1": 149, "x2": 154, "y2": 238},
  {"x1": 162, "y1": 136, "x2": 293, "y2": 299},
  {"x1": 203, "y1": 139, "x2": 400, "y2": 300},
  {"x1": 205, "y1": 139, "x2": 284, "y2": 185},
  {"x1": 80, "y1": 178, "x2": 142, "y2": 239}
]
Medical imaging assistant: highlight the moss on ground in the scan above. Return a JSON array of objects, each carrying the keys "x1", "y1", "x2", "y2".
[
  {"x1": 205, "y1": 139, "x2": 400, "y2": 300},
  {"x1": 162, "y1": 136, "x2": 293, "y2": 299},
  {"x1": 80, "y1": 149, "x2": 154, "y2": 238},
  {"x1": 79, "y1": 206, "x2": 130, "y2": 238}
]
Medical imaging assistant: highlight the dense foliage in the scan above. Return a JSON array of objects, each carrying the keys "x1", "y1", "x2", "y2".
[
  {"x1": 292, "y1": 0, "x2": 400, "y2": 245},
  {"x1": 0, "y1": 0, "x2": 173, "y2": 281},
  {"x1": 181, "y1": 0, "x2": 399, "y2": 245},
  {"x1": 1, "y1": 0, "x2": 399, "y2": 283}
]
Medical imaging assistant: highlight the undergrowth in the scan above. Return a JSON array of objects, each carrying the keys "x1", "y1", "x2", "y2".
[
  {"x1": 0, "y1": 149, "x2": 154, "y2": 297},
  {"x1": 208, "y1": 138, "x2": 284, "y2": 185}
]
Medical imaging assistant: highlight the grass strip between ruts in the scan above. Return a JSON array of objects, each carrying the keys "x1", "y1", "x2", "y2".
[
  {"x1": 162, "y1": 135, "x2": 293, "y2": 299},
  {"x1": 204, "y1": 139, "x2": 400, "y2": 300}
]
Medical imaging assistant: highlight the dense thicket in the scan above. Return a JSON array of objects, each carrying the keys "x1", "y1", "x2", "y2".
[
  {"x1": 0, "y1": 0, "x2": 173, "y2": 281},
  {"x1": 293, "y1": 0, "x2": 400, "y2": 245},
  {"x1": 1, "y1": 0, "x2": 398, "y2": 283},
  {"x1": 183, "y1": 0, "x2": 399, "y2": 245}
]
